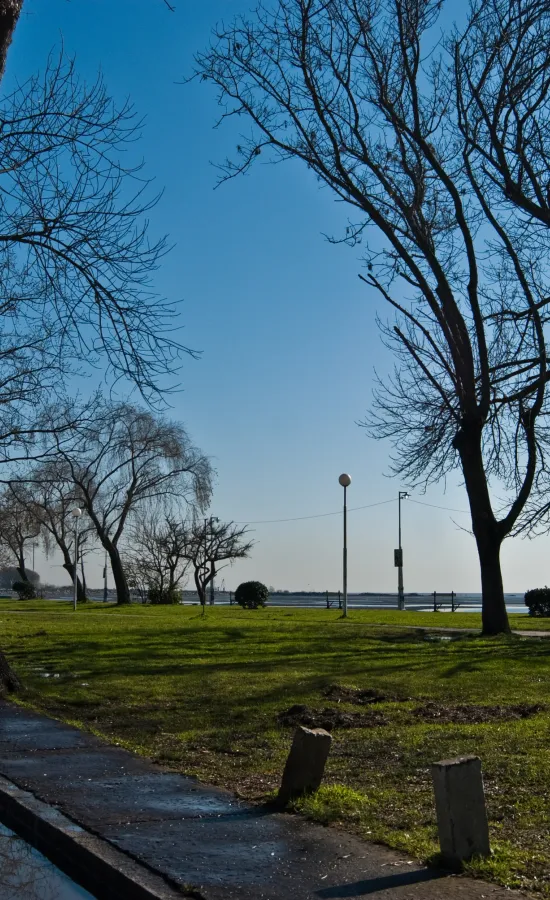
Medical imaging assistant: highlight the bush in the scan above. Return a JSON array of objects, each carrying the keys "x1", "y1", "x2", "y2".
[
  {"x1": 524, "y1": 587, "x2": 550, "y2": 617},
  {"x1": 12, "y1": 581, "x2": 37, "y2": 600},
  {"x1": 235, "y1": 581, "x2": 269, "y2": 609},
  {"x1": 148, "y1": 586, "x2": 181, "y2": 605}
]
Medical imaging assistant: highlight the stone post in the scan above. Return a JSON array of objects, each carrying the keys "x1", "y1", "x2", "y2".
[
  {"x1": 431, "y1": 755, "x2": 490, "y2": 866},
  {"x1": 277, "y1": 726, "x2": 332, "y2": 806}
]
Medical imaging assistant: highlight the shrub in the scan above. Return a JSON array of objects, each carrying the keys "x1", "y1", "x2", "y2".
[
  {"x1": 524, "y1": 587, "x2": 550, "y2": 617},
  {"x1": 148, "y1": 586, "x2": 181, "y2": 605},
  {"x1": 12, "y1": 581, "x2": 37, "y2": 600},
  {"x1": 235, "y1": 580, "x2": 269, "y2": 609}
]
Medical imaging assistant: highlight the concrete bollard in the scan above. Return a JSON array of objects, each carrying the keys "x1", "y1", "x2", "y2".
[
  {"x1": 431, "y1": 755, "x2": 490, "y2": 866},
  {"x1": 277, "y1": 726, "x2": 332, "y2": 806}
]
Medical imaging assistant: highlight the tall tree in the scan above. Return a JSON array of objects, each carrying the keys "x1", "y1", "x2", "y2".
[
  {"x1": 197, "y1": 0, "x2": 550, "y2": 634},
  {"x1": 0, "y1": 1, "x2": 179, "y2": 691},
  {"x1": 46, "y1": 397, "x2": 212, "y2": 606}
]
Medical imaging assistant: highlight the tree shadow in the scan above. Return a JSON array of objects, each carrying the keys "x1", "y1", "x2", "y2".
[{"x1": 315, "y1": 867, "x2": 444, "y2": 897}]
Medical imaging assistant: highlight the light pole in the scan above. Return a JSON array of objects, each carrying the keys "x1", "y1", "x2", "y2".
[
  {"x1": 32, "y1": 541, "x2": 38, "y2": 573},
  {"x1": 396, "y1": 491, "x2": 409, "y2": 610},
  {"x1": 338, "y1": 474, "x2": 351, "y2": 618},
  {"x1": 71, "y1": 508, "x2": 82, "y2": 612}
]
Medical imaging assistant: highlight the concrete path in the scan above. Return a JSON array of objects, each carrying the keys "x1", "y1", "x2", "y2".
[{"x1": 0, "y1": 701, "x2": 526, "y2": 900}]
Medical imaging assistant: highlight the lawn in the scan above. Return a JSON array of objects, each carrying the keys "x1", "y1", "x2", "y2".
[{"x1": 1, "y1": 600, "x2": 549, "y2": 895}]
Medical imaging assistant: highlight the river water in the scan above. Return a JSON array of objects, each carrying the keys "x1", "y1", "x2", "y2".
[{"x1": 179, "y1": 591, "x2": 528, "y2": 613}]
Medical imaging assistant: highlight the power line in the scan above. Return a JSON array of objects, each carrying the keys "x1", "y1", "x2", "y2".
[
  {"x1": 234, "y1": 498, "x2": 396, "y2": 525},
  {"x1": 234, "y1": 496, "x2": 471, "y2": 525},
  {"x1": 408, "y1": 498, "x2": 469, "y2": 514}
]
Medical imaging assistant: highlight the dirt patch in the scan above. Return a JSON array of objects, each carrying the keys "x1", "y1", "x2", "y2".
[
  {"x1": 277, "y1": 704, "x2": 388, "y2": 731},
  {"x1": 413, "y1": 701, "x2": 544, "y2": 725},
  {"x1": 322, "y1": 684, "x2": 390, "y2": 705}
]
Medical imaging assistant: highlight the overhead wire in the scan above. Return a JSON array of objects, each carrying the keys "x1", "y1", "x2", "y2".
[{"x1": 234, "y1": 496, "x2": 470, "y2": 525}]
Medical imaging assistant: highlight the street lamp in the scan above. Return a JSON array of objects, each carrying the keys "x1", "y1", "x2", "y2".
[
  {"x1": 396, "y1": 491, "x2": 409, "y2": 610},
  {"x1": 71, "y1": 508, "x2": 82, "y2": 612},
  {"x1": 338, "y1": 474, "x2": 351, "y2": 618}
]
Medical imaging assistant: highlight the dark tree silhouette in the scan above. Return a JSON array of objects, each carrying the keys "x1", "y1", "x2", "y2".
[
  {"x1": 182, "y1": 519, "x2": 253, "y2": 613},
  {"x1": 9, "y1": 463, "x2": 94, "y2": 603},
  {"x1": 124, "y1": 516, "x2": 190, "y2": 603},
  {"x1": 0, "y1": 489, "x2": 40, "y2": 583},
  {"x1": 196, "y1": 0, "x2": 550, "y2": 635}
]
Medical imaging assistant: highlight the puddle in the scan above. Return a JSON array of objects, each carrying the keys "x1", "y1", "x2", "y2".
[{"x1": 0, "y1": 823, "x2": 96, "y2": 899}]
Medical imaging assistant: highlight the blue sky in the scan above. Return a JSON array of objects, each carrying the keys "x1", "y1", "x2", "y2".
[{"x1": 7, "y1": 0, "x2": 548, "y2": 593}]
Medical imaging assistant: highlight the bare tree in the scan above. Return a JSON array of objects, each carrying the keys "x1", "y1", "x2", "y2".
[
  {"x1": 182, "y1": 519, "x2": 253, "y2": 612},
  {"x1": 0, "y1": 53, "x2": 198, "y2": 467},
  {"x1": 0, "y1": 488, "x2": 40, "y2": 585},
  {"x1": 0, "y1": 0, "x2": 179, "y2": 691},
  {"x1": 124, "y1": 516, "x2": 190, "y2": 603},
  {"x1": 196, "y1": 0, "x2": 550, "y2": 635},
  {"x1": 9, "y1": 463, "x2": 95, "y2": 603},
  {"x1": 45, "y1": 397, "x2": 212, "y2": 606}
]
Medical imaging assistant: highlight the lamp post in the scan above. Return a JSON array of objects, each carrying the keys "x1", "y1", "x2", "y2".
[
  {"x1": 396, "y1": 491, "x2": 409, "y2": 610},
  {"x1": 338, "y1": 474, "x2": 351, "y2": 618},
  {"x1": 71, "y1": 508, "x2": 82, "y2": 612}
]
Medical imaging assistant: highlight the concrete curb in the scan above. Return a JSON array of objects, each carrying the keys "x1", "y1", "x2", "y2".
[{"x1": 0, "y1": 774, "x2": 200, "y2": 899}]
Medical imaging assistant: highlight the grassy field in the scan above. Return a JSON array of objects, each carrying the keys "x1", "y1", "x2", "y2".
[{"x1": 1, "y1": 600, "x2": 550, "y2": 894}]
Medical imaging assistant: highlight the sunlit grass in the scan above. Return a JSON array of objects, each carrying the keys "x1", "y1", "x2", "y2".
[{"x1": 1, "y1": 601, "x2": 549, "y2": 893}]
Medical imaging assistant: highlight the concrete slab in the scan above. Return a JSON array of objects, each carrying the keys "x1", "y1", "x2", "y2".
[
  {"x1": 0, "y1": 701, "x2": 528, "y2": 900},
  {"x1": 44, "y1": 773, "x2": 240, "y2": 827}
]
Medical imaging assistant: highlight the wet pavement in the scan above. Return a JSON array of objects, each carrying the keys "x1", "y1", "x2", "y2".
[{"x1": 0, "y1": 701, "x2": 527, "y2": 899}]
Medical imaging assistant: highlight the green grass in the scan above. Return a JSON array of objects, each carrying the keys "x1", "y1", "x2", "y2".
[{"x1": 1, "y1": 601, "x2": 550, "y2": 894}]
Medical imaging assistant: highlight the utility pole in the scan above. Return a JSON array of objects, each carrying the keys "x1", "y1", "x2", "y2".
[
  {"x1": 338, "y1": 474, "x2": 351, "y2": 617},
  {"x1": 396, "y1": 491, "x2": 409, "y2": 610}
]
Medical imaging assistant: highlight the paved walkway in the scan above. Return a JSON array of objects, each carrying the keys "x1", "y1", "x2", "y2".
[{"x1": 0, "y1": 701, "x2": 526, "y2": 899}]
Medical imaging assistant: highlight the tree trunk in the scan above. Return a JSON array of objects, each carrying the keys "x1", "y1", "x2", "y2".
[
  {"x1": 16, "y1": 552, "x2": 29, "y2": 583},
  {"x1": 477, "y1": 535, "x2": 509, "y2": 636},
  {"x1": 80, "y1": 557, "x2": 88, "y2": 603},
  {"x1": 194, "y1": 568, "x2": 206, "y2": 606},
  {"x1": 0, "y1": 648, "x2": 20, "y2": 692},
  {"x1": 0, "y1": 1, "x2": 23, "y2": 82},
  {"x1": 109, "y1": 546, "x2": 131, "y2": 605},
  {"x1": 455, "y1": 418, "x2": 511, "y2": 636},
  {"x1": 62, "y1": 562, "x2": 87, "y2": 604}
]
